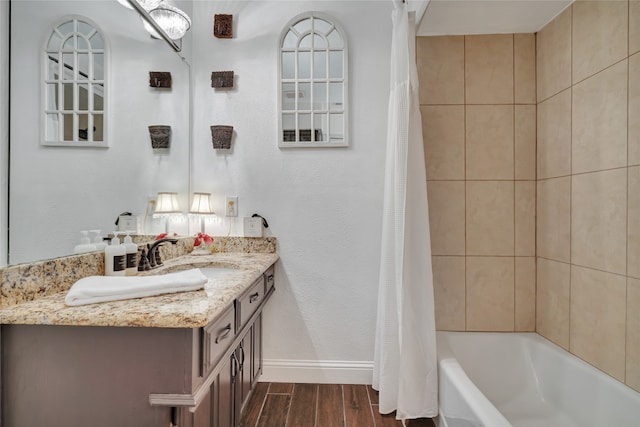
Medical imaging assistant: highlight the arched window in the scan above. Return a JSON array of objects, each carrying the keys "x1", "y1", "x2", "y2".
[
  {"x1": 42, "y1": 17, "x2": 107, "y2": 147},
  {"x1": 278, "y1": 12, "x2": 348, "y2": 147}
]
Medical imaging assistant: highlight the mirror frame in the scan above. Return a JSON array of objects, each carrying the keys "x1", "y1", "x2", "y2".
[{"x1": 277, "y1": 12, "x2": 349, "y2": 148}]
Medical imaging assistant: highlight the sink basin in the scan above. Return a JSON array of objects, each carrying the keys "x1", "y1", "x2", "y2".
[{"x1": 199, "y1": 267, "x2": 241, "y2": 279}]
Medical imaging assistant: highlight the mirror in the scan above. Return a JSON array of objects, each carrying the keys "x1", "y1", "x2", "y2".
[
  {"x1": 278, "y1": 12, "x2": 348, "y2": 148},
  {"x1": 9, "y1": 0, "x2": 192, "y2": 265}
]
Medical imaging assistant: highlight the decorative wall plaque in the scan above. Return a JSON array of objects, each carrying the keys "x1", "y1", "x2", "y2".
[
  {"x1": 149, "y1": 72, "x2": 172, "y2": 88},
  {"x1": 211, "y1": 71, "x2": 234, "y2": 88},
  {"x1": 211, "y1": 125, "x2": 233, "y2": 149},
  {"x1": 148, "y1": 125, "x2": 171, "y2": 149},
  {"x1": 214, "y1": 14, "x2": 233, "y2": 38}
]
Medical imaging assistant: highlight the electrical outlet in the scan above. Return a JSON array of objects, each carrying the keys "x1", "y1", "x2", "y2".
[{"x1": 226, "y1": 196, "x2": 238, "y2": 217}]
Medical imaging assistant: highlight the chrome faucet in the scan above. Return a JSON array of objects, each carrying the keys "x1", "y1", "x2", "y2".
[{"x1": 138, "y1": 238, "x2": 179, "y2": 271}]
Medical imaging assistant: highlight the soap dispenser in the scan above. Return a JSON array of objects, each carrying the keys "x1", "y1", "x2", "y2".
[
  {"x1": 74, "y1": 231, "x2": 97, "y2": 254},
  {"x1": 90, "y1": 229, "x2": 108, "y2": 251},
  {"x1": 123, "y1": 231, "x2": 138, "y2": 276},
  {"x1": 105, "y1": 232, "x2": 126, "y2": 276}
]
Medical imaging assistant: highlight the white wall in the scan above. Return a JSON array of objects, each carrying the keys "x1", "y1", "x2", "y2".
[
  {"x1": 191, "y1": 1, "x2": 392, "y2": 381},
  {"x1": 9, "y1": 0, "x2": 191, "y2": 264},
  {"x1": 0, "y1": 0, "x2": 8, "y2": 267}
]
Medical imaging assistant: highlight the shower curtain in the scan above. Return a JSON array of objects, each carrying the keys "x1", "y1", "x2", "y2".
[{"x1": 372, "y1": 0, "x2": 438, "y2": 421}]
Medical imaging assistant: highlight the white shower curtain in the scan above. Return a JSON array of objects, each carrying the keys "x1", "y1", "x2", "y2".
[{"x1": 372, "y1": 0, "x2": 438, "y2": 420}]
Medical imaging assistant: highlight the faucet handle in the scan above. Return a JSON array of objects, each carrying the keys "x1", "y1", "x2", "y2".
[{"x1": 138, "y1": 248, "x2": 152, "y2": 271}]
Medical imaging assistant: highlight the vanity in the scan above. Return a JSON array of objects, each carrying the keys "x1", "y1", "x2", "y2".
[{"x1": 0, "y1": 250, "x2": 278, "y2": 427}]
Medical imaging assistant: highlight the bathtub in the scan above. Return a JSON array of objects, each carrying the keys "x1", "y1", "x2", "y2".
[{"x1": 436, "y1": 331, "x2": 640, "y2": 427}]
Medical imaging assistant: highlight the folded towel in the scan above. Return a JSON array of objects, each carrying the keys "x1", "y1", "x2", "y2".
[{"x1": 65, "y1": 269, "x2": 208, "y2": 306}]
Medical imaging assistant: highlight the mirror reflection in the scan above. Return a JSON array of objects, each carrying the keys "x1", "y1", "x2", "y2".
[{"x1": 9, "y1": 0, "x2": 192, "y2": 265}]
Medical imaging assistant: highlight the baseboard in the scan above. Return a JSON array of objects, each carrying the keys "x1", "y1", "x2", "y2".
[{"x1": 260, "y1": 359, "x2": 374, "y2": 384}]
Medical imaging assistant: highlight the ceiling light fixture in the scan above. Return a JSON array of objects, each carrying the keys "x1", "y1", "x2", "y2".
[{"x1": 149, "y1": 0, "x2": 192, "y2": 40}]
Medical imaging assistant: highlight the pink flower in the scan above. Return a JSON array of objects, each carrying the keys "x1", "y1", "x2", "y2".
[{"x1": 194, "y1": 232, "x2": 214, "y2": 247}]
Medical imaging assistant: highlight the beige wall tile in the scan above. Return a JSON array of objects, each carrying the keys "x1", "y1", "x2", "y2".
[
  {"x1": 630, "y1": 54, "x2": 640, "y2": 166},
  {"x1": 537, "y1": 177, "x2": 571, "y2": 263},
  {"x1": 514, "y1": 34, "x2": 536, "y2": 104},
  {"x1": 466, "y1": 105, "x2": 514, "y2": 180},
  {"x1": 466, "y1": 257, "x2": 515, "y2": 331},
  {"x1": 627, "y1": 277, "x2": 640, "y2": 391},
  {"x1": 570, "y1": 265, "x2": 626, "y2": 382},
  {"x1": 572, "y1": 60, "x2": 628, "y2": 174},
  {"x1": 536, "y1": 258, "x2": 570, "y2": 349},
  {"x1": 467, "y1": 181, "x2": 515, "y2": 256},
  {"x1": 422, "y1": 106, "x2": 465, "y2": 180},
  {"x1": 629, "y1": 167, "x2": 640, "y2": 278},
  {"x1": 427, "y1": 181, "x2": 466, "y2": 256},
  {"x1": 465, "y1": 34, "x2": 514, "y2": 104},
  {"x1": 572, "y1": 1, "x2": 628, "y2": 84},
  {"x1": 537, "y1": 6, "x2": 572, "y2": 101},
  {"x1": 515, "y1": 257, "x2": 536, "y2": 331},
  {"x1": 417, "y1": 36, "x2": 464, "y2": 105},
  {"x1": 432, "y1": 256, "x2": 466, "y2": 331},
  {"x1": 537, "y1": 89, "x2": 572, "y2": 179},
  {"x1": 632, "y1": 1, "x2": 640, "y2": 55},
  {"x1": 572, "y1": 169, "x2": 627, "y2": 275},
  {"x1": 515, "y1": 105, "x2": 536, "y2": 180},
  {"x1": 515, "y1": 181, "x2": 536, "y2": 256}
]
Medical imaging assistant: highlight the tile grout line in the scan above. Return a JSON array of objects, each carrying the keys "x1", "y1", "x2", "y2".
[
  {"x1": 252, "y1": 384, "x2": 271, "y2": 427},
  {"x1": 341, "y1": 384, "x2": 347, "y2": 427},
  {"x1": 513, "y1": 33, "x2": 517, "y2": 332},
  {"x1": 283, "y1": 383, "x2": 294, "y2": 427}
]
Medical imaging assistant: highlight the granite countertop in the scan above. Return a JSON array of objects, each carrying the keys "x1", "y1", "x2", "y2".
[{"x1": 0, "y1": 252, "x2": 279, "y2": 329}]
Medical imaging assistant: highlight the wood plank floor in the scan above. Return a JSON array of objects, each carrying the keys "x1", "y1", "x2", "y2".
[{"x1": 240, "y1": 383, "x2": 436, "y2": 427}]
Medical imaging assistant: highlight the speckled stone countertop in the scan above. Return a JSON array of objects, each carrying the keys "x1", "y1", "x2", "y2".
[{"x1": 0, "y1": 252, "x2": 278, "y2": 329}]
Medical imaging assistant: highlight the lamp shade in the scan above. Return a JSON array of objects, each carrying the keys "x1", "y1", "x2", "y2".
[
  {"x1": 155, "y1": 192, "x2": 181, "y2": 214},
  {"x1": 190, "y1": 193, "x2": 214, "y2": 214},
  {"x1": 149, "y1": 1, "x2": 192, "y2": 40}
]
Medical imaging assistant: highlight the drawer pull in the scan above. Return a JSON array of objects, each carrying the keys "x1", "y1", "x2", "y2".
[
  {"x1": 249, "y1": 292, "x2": 260, "y2": 303},
  {"x1": 215, "y1": 324, "x2": 232, "y2": 344},
  {"x1": 267, "y1": 274, "x2": 274, "y2": 282}
]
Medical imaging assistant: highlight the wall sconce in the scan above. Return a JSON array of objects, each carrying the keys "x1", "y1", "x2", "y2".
[
  {"x1": 189, "y1": 192, "x2": 215, "y2": 233},
  {"x1": 153, "y1": 192, "x2": 182, "y2": 232}
]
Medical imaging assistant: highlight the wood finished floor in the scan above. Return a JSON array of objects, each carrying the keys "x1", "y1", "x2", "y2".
[{"x1": 240, "y1": 383, "x2": 436, "y2": 427}]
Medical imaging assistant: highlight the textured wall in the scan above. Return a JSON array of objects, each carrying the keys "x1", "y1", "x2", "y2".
[{"x1": 190, "y1": 1, "x2": 392, "y2": 368}]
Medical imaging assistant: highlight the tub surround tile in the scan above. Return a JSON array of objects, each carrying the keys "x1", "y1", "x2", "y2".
[
  {"x1": 515, "y1": 181, "x2": 536, "y2": 257},
  {"x1": 417, "y1": 36, "x2": 464, "y2": 105},
  {"x1": 432, "y1": 256, "x2": 466, "y2": 331},
  {"x1": 515, "y1": 105, "x2": 536, "y2": 180},
  {"x1": 514, "y1": 34, "x2": 536, "y2": 105},
  {"x1": 427, "y1": 181, "x2": 466, "y2": 256},
  {"x1": 570, "y1": 265, "x2": 626, "y2": 382},
  {"x1": 537, "y1": 6, "x2": 572, "y2": 101},
  {"x1": 464, "y1": 34, "x2": 514, "y2": 104},
  {"x1": 626, "y1": 277, "x2": 640, "y2": 391},
  {"x1": 466, "y1": 181, "x2": 515, "y2": 256},
  {"x1": 572, "y1": 169, "x2": 627, "y2": 275},
  {"x1": 466, "y1": 105, "x2": 514, "y2": 180},
  {"x1": 630, "y1": 54, "x2": 640, "y2": 166},
  {"x1": 466, "y1": 257, "x2": 515, "y2": 331},
  {"x1": 632, "y1": 1, "x2": 640, "y2": 55},
  {"x1": 572, "y1": 0, "x2": 628, "y2": 84},
  {"x1": 0, "y1": 252, "x2": 279, "y2": 328},
  {"x1": 536, "y1": 258, "x2": 571, "y2": 350},
  {"x1": 628, "y1": 167, "x2": 640, "y2": 278},
  {"x1": 537, "y1": 177, "x2": 571, "y2": 263},
  {"x1": 572, "y1": 60, "x2": 628, "y2": 174},
  {"x1": 515, "y1": 257, "x2": 536, "y2": 332},
  {"x1": 422, "y1": 105, "x2": 465, "y2": 180},
  {"x1": 537, "y1": 89, "x2": 572, "y2": 179}
]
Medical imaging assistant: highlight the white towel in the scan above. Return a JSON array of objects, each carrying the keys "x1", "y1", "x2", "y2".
[{"x1": 65, "y1": 269, "x2": 208, "y2": 306}]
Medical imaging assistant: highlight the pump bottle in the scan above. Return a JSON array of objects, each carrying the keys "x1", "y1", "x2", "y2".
[
  {"x1": 123, "y1": 231, "x2": 138, "y2": 276},
  {"x1": 105, "y1": 232, "x2": 126, "y2": 276}
]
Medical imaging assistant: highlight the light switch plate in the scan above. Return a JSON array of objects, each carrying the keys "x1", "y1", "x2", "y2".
[{"x1": 243, "y1": 217, "x2": 262, "y2": 237}]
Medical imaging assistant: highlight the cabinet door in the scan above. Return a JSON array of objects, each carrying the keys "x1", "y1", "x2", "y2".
[
  {"x1": 251, "y1": 314, "x2": 262, "y2": 385},
  {"x1": 217, "y1": 355, "x2": 234, "y2": 427},
  {"x1": 235, "y1": 332, "x2": 252, "y2": 420},
  {"x1": 193, "y1": 384, "x2": 213, "y2": 427}
]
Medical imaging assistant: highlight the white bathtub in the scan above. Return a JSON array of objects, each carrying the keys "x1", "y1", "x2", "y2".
[{"x1": 436, "y1": 331, "x2": 640, "y2": 427}]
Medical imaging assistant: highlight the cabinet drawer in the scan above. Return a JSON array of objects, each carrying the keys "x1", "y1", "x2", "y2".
[
  {"x1": 202, "y1": 306, "x2": 235, "y2": 375},
  {"x1": 237, "y1": 278, "x2": 264, "y2": 328},
  {"x1": 264, "y1": 266, "x2": 275, "y2": 294}
]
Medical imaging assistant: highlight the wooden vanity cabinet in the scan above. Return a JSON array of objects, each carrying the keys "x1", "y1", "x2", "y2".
[{"x1": 0, "y1": 265, "x2": 275, "y2": 427}]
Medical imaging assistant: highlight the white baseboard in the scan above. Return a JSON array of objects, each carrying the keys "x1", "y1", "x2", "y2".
[{"x1": 260, "y1": 359, "x2": 374, "y2": 384}]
